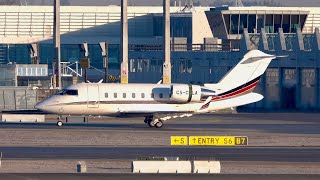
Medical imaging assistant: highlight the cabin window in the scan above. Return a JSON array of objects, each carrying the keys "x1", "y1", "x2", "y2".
[
  {"x1": 56, "y1": 89, "x2": 78, "y2": 96},
  {"x1": 114, "y1": 93, "x2": 117, "y2": 98},
  {"x1": 123, "y1": 93, "x2": 126, "y2": 98},
  {"x1": 159, "y1": 93, "x2": 163, "y2": 98},
  {"x1": 105, "y1": 93, "x2": 108, "y2": 98},
  {"x1": 151, "y1": 93, "x2": 154, "y2": 98},
  {"x1": 141, "y1": 93, "x2": 145, "y2": 98},
  {"x1": 132, "y1": 93, "x2": 136, "y2": 98}
]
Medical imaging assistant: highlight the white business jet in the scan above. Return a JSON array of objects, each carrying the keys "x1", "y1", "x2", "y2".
[{"x1": 35, "y1": 50, "x2": 277, "y2": 128}]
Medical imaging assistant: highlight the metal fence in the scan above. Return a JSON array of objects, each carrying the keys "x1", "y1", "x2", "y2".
[
  {"x1": 128, "y1": 43, "x2": 240, "y2": 52},
  {"x1": 0, "y1": 88, "x2": 57, "y2": 111}
]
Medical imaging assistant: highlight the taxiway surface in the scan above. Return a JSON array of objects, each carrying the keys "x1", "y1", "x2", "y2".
[
  {"x1": 0, "y1": 113, "x2": 319, "y2": 174},
  {"x1": 0, "y1": 146, "x2": 319, "y2": 162}
]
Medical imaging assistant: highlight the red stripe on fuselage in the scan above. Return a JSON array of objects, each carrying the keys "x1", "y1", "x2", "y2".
[{"x1": 210, "y1": 80, "x2": 260, "y2": 102}]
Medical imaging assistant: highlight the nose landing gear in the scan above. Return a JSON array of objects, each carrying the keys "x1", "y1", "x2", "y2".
[{"x1": 57, "y1": 116, "x2": 63, "y2": 127}]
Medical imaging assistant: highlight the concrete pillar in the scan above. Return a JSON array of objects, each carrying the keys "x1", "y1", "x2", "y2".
[
  {"x1": 295, "y1": 28, "x2": 305, "y2": 51},
  {"x1": 53, "y1": 0, "x2": 61, "y2": 89},
  {"x1": 278, "y1": 67, "x2": 283, "y2": 109},
  {"x1": 240, "y1": 28, "x2": 250, "y2": 52},
  {"x1": 260, "y1": 73, "x2": 267, "y2": 109},
  {"x1": 313, "y1": 27, "x2": 320, "y2": 51},
  {"x1": 163, "y1": 0, "x2": 171, "y2": 84},
  {"x1": 6, "y1": 44, "x2": 10, "y2": 63},
  {"x1": 29, "y1": 43, "x2": 39, "y2": 64},
  {"x1": 258, "y1": 28, "x2": 269, "y2": 51},
  {"x1": 316, "y1": 68, "x2": 320, "y2": 109},
  {"x1": 81, "y1": 42, "x2": 89, "y2": 83},
  {"x1": 278, "y1": 28, "x2": 286, "y2": 51},
  {"x1": 120, "y1": 0, "x2": 128, "y2": 84},
  {"x1": 99, "y1": 42, "x2": 109, "y2": 83},
  {"x1": 315, "y1": 28, "x2": 320, "y2": 108},
  {"x1": 296, "y1": 67, "x2": 301, "y2": 109}
]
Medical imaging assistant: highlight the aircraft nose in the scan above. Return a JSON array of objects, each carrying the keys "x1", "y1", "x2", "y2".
[{"x1": 34, "y1": 101, "x2": 44, "y2": 111}]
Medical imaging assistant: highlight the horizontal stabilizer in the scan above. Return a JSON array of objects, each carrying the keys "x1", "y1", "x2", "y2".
[{"x1": 208, "y1": 92, "x2": 264, "y2": 112}]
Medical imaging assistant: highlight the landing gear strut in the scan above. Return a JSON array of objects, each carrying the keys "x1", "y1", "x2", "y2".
[
  {"x1": 57, "y1": 116, "x2": 63, "y2": 127},
  {"x1": 144, "y1": 116, "x2": 163, "y2": 128}
]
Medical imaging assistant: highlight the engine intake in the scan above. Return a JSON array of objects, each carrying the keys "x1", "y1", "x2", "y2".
[{"x1": 169, "y1": 84, "x2": 217, "y2": 103}]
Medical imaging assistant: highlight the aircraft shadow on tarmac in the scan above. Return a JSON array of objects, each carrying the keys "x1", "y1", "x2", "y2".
[
  {"x1": 0, "y1": 122, "x2": 138, "y2": 128},
  {"x1": 0, "y1": 121, "x2": 319, "y2": 135}
]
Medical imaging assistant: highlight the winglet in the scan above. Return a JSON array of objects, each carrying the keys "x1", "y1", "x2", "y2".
[
  {"x1": 275, "y1": 55, "x2": 288, "y2": 58},
  {"x1": 157, "y1": 80, "x2": 162, "y2": 84}
]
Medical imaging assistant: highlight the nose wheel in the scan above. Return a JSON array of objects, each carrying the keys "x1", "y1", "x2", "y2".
[
  {"x1": 56, "y1": 116, "x2": 63, "y2": 127},
  {"x1": 57, "y1": 121, "x2": 63, "y2": 127}
]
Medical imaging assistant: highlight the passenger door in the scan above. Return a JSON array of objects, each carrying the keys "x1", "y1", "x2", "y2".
[{"x1": 87, "y1": 84, "x2": 99, "y2": 108}]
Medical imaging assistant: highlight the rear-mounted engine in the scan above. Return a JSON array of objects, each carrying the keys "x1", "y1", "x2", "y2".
[{"x1": 169, "y1": 84, "x2": 216, "y2": 103}]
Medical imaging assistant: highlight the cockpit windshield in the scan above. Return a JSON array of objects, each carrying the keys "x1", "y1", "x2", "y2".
[{"x1": 56, "y1": 89, "x2": 78, "y2": 96}]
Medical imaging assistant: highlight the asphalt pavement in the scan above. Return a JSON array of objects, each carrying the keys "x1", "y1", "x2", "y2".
[
  {"x1": 0, "y1": 146, "x2": 319, "y2": 162},
  {"x1": 0, "y1": 174, "x2": 319, "y2": 180}
]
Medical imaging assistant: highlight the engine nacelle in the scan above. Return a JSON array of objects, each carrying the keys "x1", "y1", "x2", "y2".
[{"x1": 170, "y1": 84, "x2": 202, "y2": 103}]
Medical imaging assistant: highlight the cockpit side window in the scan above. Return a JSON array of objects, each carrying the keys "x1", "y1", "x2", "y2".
[{"x1": 56, "y1": 89, "x2": 78, "y2": 96}]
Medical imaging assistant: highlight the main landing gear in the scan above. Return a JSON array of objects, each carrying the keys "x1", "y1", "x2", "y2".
[{"x1": 144, "y1": 116, "x2": 163, "y2": 128}]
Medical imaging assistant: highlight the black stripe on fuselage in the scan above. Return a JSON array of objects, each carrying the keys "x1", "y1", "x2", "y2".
[{"x1": 217, "y1": 75, "x2": 262, "y2": 96}]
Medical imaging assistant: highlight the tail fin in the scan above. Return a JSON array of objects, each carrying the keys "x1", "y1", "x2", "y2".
[{"x1": 205, "y1": 50, "x2": 276, "y2": 94}]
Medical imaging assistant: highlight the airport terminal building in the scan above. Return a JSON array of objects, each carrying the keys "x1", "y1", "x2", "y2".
[{"x1": 0, "y1": 5, "x2": 319, "y2": 111}]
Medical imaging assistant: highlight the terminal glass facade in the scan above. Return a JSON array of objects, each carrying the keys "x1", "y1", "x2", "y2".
[
  {"x1": 219, "y1": 11, "x2": 308, "y2": 35},
  {"x1": 0, "y1": 44, "x2": 121, "y2": 70},
  {"x1": 265, "y1": 14, "x2": 274, "y2": 33},
  {"x1": 239, "y1": 14, "x2": 248, "y2": 34},
  {"x1": 0, "y1": 44, "x2": 30, "y2": 64},
  {"x1": 248, "y1": 14, "x2": 256, "y2": 33},
  {"x1": 207, "y1": 10, "x2": 308, "y2": 37},
  {"x1": 153, "y1": 15, "x2": 192, "y2": 43}
]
